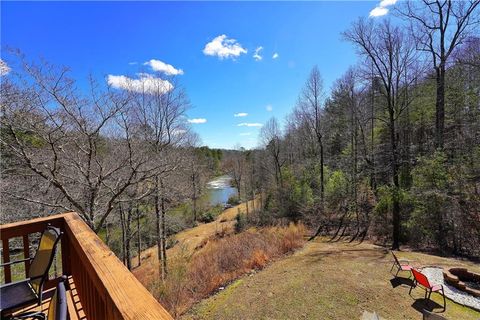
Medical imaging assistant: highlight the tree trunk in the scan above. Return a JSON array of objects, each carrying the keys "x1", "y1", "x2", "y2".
[
  {"x1": 125, "y1": 208, "x2": 132, "y2": 271},
  {"x1": 435, "y1": 64, "x2": 446, "y2": 150},
  {"x1": 192, "y1": 173, "x2": 197, "y2": 222},
  {"x1": 160, "y1": 179, "x2": 167, "y2": 281},
  {"x1": 155, "y1": 176, "x2": 163, "y2": 282},
  {"x1": 389, "y1": 107, "x2": 401, "y2": 250},
  {"x1": 119, "y1": 205, "x2": 126, "y2": 265},
  {"x1": 319, "y1": 139, "x2": 325, "y2": 209},
  {"x1": 136, "y1": 207, "x2": 141, "y2": 267},
  {"x1": 370, "y1": 73, "x2": 377, "y2": 192},
  {"x1": 105, "y1": 220, "x2": 110, "y2": 247}
]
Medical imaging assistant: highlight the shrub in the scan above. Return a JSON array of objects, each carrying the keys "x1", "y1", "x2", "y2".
[
  {"x1": 227, "y1": 195, "x2": 241, "y2": 206},
  {"x1": 234, "y1": 213, "x2": 247, "y2": 233},
  {"x1": 198, "y1": 210, "x2": 215, "y2": 223}
]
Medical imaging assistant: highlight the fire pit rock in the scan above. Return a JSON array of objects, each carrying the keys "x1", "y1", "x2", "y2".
[{"x1": 443, "y1": 268, "x2": 480, "y2": 297}]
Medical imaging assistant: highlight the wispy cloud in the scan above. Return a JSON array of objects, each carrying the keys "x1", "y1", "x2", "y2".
[
  {"x1": 128, "y1": 61, "x2": 138, "y2": 65},
  {"x1": 0, "y1": 59, "x2": 11, "y2": 76},
  {"x1": 266, "y1": 104, "x2": 273, "y2": 112},
  {"x1": 188, "y1": 118, "x2": 207, "y2": 124},
  {"x1": 239, "y1": 132, "x2": 252, "y2": 136},
  {"x1": 238, "y1": 123, "x2": 263, "y2": 127},
  {"x1": 203, "y1": 34, "x2": 247, "y2": 60},
  {"x1": 272, "y1": 53, "x2": 279, "y2": 59},
  {"x1": 369, "y1": 0, "x2": 397, "y2": 17},
  {"x1": 144, "y1": 59, "x2": 184, "y2": 75},
  {"x1": 253, "y1": 46, "x2": 263, "y2": 61},
  {"x1": 107, "y1": 74, "x2": 173, "y2": 94},
  {"x1": 234, "y1": 112, "x2": 248, "y2": 117}
]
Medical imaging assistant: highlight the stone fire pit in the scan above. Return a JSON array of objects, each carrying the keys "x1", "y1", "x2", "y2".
[{"x1": 443, "y1": 268, "x2": 480, "y2": 297}]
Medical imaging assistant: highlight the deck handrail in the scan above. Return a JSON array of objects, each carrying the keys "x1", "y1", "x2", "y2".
[{"x1": 0, "y1": 212, "x2": 173, "y2": 320}]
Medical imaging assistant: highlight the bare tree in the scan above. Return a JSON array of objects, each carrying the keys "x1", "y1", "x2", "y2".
[
  {"x1": 260, "y1": 117, "x2": 284, "y2": 188},
  {"x1": 397, "y1": 0, "x2": 480, "y2": 149},
  {"x1": 225, "y1": 146, "x2": 246, "y2": 203},
  {"x1": 0, "y1": 57, "x2": 155, "y2": 231},
  {"x1": 184, "y1": 133, "x2": 204, "y2": 223},
  {"x1": 295, "y1": 66, "x2": 326, "y2": 206},
  {"x1": 344, "y1": 19, "x2": 419, "y2": 249},
  {"x1": 131, "y1": 74, "x2": 190, "y2": 281}
]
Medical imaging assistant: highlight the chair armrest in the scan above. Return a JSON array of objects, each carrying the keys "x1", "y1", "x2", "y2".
[
  {"x1": 1, "y1": 257, "x2": 32, "y2": 267},
  {"x1": 0, "y1": 278, "x2": 32, "y2": 289},
  {"x1": 11, "y1": 311, "x2": 45, "y2": 319}
]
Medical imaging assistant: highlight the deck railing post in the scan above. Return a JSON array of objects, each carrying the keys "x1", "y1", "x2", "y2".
[
  {"x1": 2, "y1": 238, "x2": 11, "y2": 283},
  {"x1": 22, "y1": 234, "x2": 30, "y2": 277}
]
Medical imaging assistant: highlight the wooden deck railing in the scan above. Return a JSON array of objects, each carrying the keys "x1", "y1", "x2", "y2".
[{"x1": 0, "y1": 212, "x2": 173, "y2": 320}]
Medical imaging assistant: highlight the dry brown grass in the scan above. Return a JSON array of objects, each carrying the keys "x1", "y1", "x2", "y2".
[
  {"x1": 132, "y1": 199, "x2": 259, "y2": 286},
  {"x1": 152, "y1": 223, "x2": 306, "y2": 317}
]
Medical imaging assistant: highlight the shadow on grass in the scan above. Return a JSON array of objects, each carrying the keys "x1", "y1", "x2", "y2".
[
  {"x1": 412, "y1": 298, "x2": 445, "y2": 314},
  {"x1": 304, "y1": 247, "x2": 389, "y2": 265},
  {"x1": 390, "y1": 276, "x2": 415, "y2": 288}
]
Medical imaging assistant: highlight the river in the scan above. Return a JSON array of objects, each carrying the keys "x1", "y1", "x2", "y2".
[{"x1": 206, "y1": 175, "x2": 237, "y2": 206}]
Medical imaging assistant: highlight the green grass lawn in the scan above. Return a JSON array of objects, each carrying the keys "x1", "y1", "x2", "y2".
[{"x1": 183, "y1": 239, "x2": 480, "y2": 320}]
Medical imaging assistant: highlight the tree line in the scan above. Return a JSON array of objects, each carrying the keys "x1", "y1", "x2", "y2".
[
  {"x1": 0, "y1": 52, "x2": 225, "y2": 280},
  {"x1": 233, "y1": 1, "x2": 479, "y2": 257}
]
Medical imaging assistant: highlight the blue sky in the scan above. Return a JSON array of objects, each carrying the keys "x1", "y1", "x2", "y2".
[{"x1": 1, "y1": 1, "x2": 396, "y2": 149}]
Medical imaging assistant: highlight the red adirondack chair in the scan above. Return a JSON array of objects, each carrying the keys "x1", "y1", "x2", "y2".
[
  {"x1": 410, "y1": 268, "x2": 446, "y2": 311},
  {"x1": 390, "y1": 251, "x2": 413, "y2": 277}
]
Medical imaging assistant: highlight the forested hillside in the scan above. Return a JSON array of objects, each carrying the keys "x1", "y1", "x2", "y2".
[{"x1": 243, "y1": 23, "x2": 480, "y2": 257}]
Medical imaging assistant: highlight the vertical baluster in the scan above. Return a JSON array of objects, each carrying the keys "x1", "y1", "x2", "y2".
[
  {"x1": 23, "y1": 234, "x2": 30, "y2": 277},
  {"x1": 61, "y1": 237, "x2": 71, "y2": 275},
  {"x1": 2, "y1": 238, "x2": 11, "y2": 283}
]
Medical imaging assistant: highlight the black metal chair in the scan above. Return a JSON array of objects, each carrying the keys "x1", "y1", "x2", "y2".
[
  {"x1": 0, "y1": 225, "x2": 63, "y2": 318},
  {"x1": 10, "y1": 276, "x2": 68, "y2": 320}
]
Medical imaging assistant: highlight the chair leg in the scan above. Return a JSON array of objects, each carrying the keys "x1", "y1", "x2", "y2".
[
  {"x1": 409, "y1": 281, "x2": 416, "y2": 295},
  {"x1": 390, "y1": 262, "x2": 395, "y2": 273},
  {"x1": 441, "y1": 287, "x2": 446, "y2": 311}
]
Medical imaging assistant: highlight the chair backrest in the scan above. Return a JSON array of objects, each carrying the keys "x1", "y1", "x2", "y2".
[
  {"x1": 391, "y1": 251, "x2": 401, "y2": 266},
  {"x1": 412, "y1": 268, "x2": 432, "y2": 289},
  {"x1": 47, "y1": 276, "x2": 68, "y2": 320},
  {"x1": 28, "y1": 225, "x2": 62, "y2": 296}
]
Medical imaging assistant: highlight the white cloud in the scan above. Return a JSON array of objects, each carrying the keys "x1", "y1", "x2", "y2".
[
  {"x1": 272, "y1": 53, "x2": 279, "y2": 59},
  {"x1": 266, "y1": 104, "x2": 273, "y2": 112},
  {"x1": 369, "y1": 7, "x2": 389, "y2": 17},
  {"x1": 379, "y1": 0, "x2": 397, "y2": 6},
  {"x1": 0, "y1": 59, "x2": 11, "y2": 76},
  {"x1": 253, "y1": 46, "x2": 263, "y2": 61},
  {"x1": 188, "y1": 118, "x2": 207, "y2": 124},
  {"x1": 239, "y1": 132, "x2": 252, "y2": 136},
  {"x1": 237, "y1": 123, "x2": 263, "y2": 127},
  {"x1": 144, "y1": 59, "x2": 184, "y2": 75},
  {"x1": 203, "y1": 34, "x2": 247, "y2": 59},
  {"x1": 107, "y1": 74, "x2": 173, "y2": 94},
  {"x1": 234, "y1": 112, "x2": 248, "y2": 117},
  {"x1": 369, "y1": 0, "x2": 397, "y2": 17},
  {"x1": 128, "y1": 62, "x2": 138, "y2": 65}
]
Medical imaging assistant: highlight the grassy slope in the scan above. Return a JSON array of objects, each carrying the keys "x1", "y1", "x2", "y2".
[
  {"x1": 132, "y1": 199, "x2": 259, "y2": 285},
  {"x1": 183, "y1": 239, "x2": 480, "y2": 320}
]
